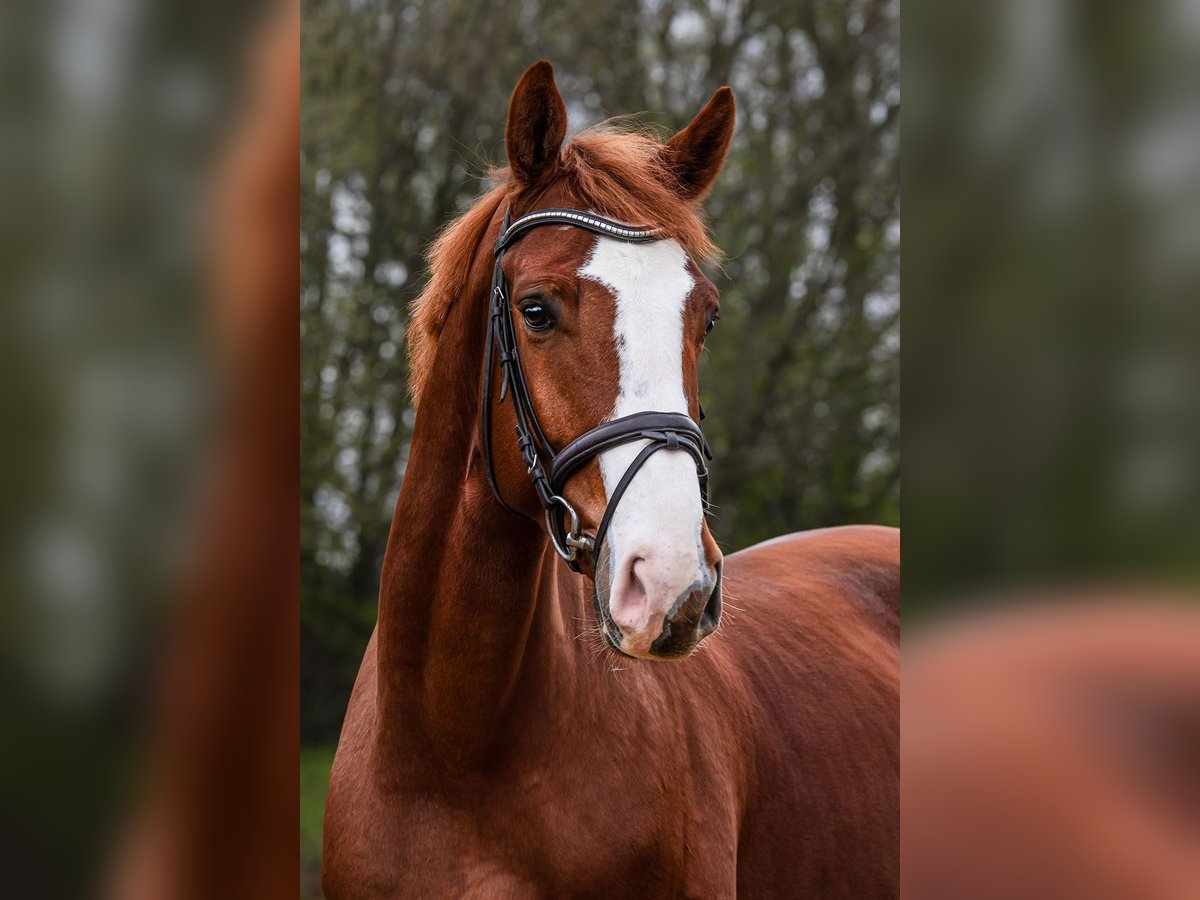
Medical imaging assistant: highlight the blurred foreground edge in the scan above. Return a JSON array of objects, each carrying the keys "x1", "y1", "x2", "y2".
[
  {"x1": 110, "y1": 3, "x2": 299, "y2": 898},
  {"x1": 903, "y1": 595, "x2": 1200, "y2": 899}
]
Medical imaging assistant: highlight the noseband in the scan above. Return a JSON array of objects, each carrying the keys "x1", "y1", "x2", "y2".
[{"x1": 481, "y1": 208, "x2": 712, "y2": 574}]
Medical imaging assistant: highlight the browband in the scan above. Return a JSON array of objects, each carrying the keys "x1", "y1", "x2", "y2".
[{"x1": 495, "y1": 208, "x2": 660, "y2": 253}]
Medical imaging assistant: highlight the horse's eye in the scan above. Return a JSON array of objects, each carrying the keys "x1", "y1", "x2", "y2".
[
  {"x1": 520, "y1": 303, "x2": 555, "y2": 332},
  {"x1": 705, "y1": 312, "x2": 721, "y2": 337}
]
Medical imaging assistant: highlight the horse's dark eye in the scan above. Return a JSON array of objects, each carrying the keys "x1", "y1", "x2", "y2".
[
  {"x1": 520, "y1": 303, "x2": 555, "y2": 332},
  {"x1": 705, "y1": 312, "x2": 720, "y2": 336}
]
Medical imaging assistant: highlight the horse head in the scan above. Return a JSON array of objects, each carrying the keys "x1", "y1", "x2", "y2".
[{"x1": 479, "y1": 61, "x2": 735, "y2": 660}]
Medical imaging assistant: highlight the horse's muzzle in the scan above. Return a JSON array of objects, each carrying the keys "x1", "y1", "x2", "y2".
[
  {"x1": 595, "y1": 558, "x2": 722, "y2": 660},
  {"x1": 648, "y1": 560, "x2": 723, "y2": 658}
]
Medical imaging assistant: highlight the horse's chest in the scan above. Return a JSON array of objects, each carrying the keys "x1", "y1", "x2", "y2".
[
  {"x1": 378, "y1": 752, "x2": 707, "y2": 897},
  {"x1": 482, "y1": 763, "x2": 691, "y2": 891}
]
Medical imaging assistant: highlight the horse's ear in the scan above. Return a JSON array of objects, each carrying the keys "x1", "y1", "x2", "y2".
[
  {"x1": 662, "y1": 87, "x2": 736, "y2": 201},
  {"x1": 506, "y1": 61, "x2": 568, "y2": 187}
]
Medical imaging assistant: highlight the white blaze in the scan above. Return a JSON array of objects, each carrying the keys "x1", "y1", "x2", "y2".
[{"x1": 579, "y1": 236, "x2": 711, "y2": 644}]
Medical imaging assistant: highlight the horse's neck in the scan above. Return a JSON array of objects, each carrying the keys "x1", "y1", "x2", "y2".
[{"x1": 373, "y1": 282, "x2": 578, "y2": 767}]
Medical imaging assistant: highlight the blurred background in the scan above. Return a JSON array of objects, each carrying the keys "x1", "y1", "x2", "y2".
[
  {"x1": 906, "y1": 0, "x2": 1200, "y2": 610},
  {"x1": 1, "y1": 0, "x2": 296, "y2": 897},
  {"x1": 5, "y1": 0, "x2": 1194, "y2": 894},
  {"x1": 301, "y1": 2, "x2": 898, "y2": 891},
  {"x1": 903, "y1": 1, "x2": 1199, "y2": 896}
]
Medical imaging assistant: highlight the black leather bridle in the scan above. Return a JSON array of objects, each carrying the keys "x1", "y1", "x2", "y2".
[{"x1": 481, "y1": 207, "x2": 712, "y2": 575}]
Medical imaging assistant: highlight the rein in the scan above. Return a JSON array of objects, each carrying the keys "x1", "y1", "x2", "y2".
[{"x1": 480, "y1": 207, "x2": 712, "y2": 574}]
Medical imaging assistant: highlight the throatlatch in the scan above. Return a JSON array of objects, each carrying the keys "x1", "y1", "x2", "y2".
[{"x1": 480, "y1": 208, "x2": 712, "y2": 573}]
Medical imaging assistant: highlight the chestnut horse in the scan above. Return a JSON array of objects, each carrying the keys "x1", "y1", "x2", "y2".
[{"x1": 323, "y1": 62, "x2": 899, "y2": 898}]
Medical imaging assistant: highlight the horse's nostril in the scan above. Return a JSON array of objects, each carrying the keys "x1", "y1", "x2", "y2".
[
  {"x1": 698, "y1": 569, "x2": 723, "y2": 638},
  {"x1": 609, "y1": 557, "x2": 649, "y2": 633},
  {"x1": 630, "y1": 556, "x2": 648, "y2": 584},
  {"x1": 644, "y1": 565, "x2": 722, "y2": 658}
]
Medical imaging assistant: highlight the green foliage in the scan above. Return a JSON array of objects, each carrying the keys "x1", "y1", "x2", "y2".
[
  {"x1": 300, "y1": 745, "x2": 337, "y2": 899},
  {"x1": 301, "y1": 0, "x2": 899, "y2": 741}
]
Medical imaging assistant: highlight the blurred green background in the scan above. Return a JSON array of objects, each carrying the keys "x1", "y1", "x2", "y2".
[
  {"x1": 904, "y1": 0, "x2": 1200, "y2": 615},
  {"x1": 1, "y1": 0, "x2": 278, "y2": 895},
  {"x1": 301, "y1": 0, "x2": 897, "y2": 892}
]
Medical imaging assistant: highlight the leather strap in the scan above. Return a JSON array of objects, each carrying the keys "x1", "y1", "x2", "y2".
[
  {"x1": 495, "y1": 208, "x2": 658, "y2": 254},
  {"x1": 550, "y1": 411, "x2": 711, "y2": 489},
  {"x1": 594, "y1": 441, "x2": 665, "y2": 562}
]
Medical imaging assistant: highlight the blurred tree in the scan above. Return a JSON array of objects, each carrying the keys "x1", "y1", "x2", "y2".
[{"x1": 301, "y1": 0, "x2": 898, "y2": 741}]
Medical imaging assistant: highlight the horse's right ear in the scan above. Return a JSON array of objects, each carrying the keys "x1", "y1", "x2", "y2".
[
  {"x1": 506, "y1": 61, "x2": 567, "y2": 187},
  {"x1": 662, "y1": 87, "x2": 736, "y2": 201}
]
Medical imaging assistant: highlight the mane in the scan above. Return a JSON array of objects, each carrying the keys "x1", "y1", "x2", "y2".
[{"x1": 406, "y1": 125, "x2": 718, "y2": 403}]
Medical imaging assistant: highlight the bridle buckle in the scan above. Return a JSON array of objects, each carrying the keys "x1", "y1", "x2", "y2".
[
  {"x1": 545, "y1": 494, "x2": 593, "y2": 564},
  {"x1": 564, "y1": 531, "x2": 595, "y2": 554}
]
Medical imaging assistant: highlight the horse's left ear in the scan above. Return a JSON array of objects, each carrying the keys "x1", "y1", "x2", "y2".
[
  {"x1": 506, "y1": 60, "x2": 568, "y2": 187},
  {"x1": 663, "y1": 87, "x2": 736, "y2": 201}
]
